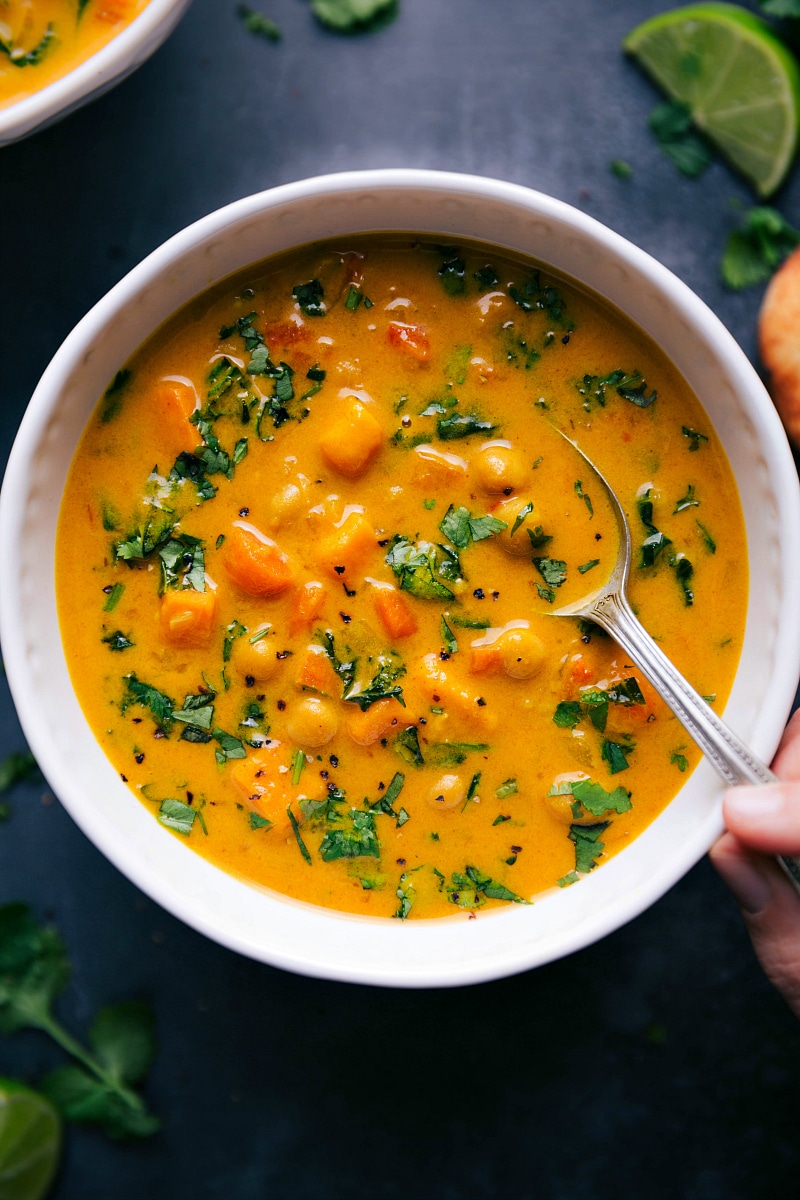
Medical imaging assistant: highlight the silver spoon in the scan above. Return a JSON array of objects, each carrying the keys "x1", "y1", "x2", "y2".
[{"x1": 549, "y1": 431, "x2": 800, "y2": 894}]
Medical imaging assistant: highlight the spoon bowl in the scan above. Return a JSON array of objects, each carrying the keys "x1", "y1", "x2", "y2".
[{"x1": 550, "y1": 430, "x2": 800, "y2": 892}]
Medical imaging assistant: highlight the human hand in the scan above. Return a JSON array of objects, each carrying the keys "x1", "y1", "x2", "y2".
[{"x1": 709, "y1": 708, "x2": 800, "y2": 1019}]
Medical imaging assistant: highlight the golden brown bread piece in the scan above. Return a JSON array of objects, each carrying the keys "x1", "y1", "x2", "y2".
[{"x1": 759, "y1": 246, "x2": 800, "y2": 447}]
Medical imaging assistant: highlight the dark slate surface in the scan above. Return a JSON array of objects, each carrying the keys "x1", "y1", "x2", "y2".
[{"x1": 2, "y1": 2, "x2": 799, "y2": 1198}]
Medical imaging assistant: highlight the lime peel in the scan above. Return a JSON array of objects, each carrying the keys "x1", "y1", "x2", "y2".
[
  {"x1": 624, "y1": 2, "x2": 800, "y2": 196},
  {"x1": 0, "y1": 1080, "x2": 61, "y2": 1200}
]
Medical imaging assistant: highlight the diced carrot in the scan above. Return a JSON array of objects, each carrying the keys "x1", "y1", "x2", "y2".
[
  {"x1": 264, "y1": 319, "x2": 310, "y2": 349},
  {"x1": 94, "y1": 1, "x2": 134, "y2": 25},
  {"x1": 159, "y1": 588, "x2": 216, "y2": 648},
  {"x1": 156, "y1": 380, "x2": 198, "y2": 456},
  {"x1": 289, "y1": 581, "x2": 327, "y2": 634},
  {"x1": 316, "y1": 512, "x2": 376, "y2": 579},
  {"x1": 296, "y1": 646, "x2": 341, "y2": 697},
  {"x1": 224, "y1": 525, "x2": 295, "y2": 597},
  {"x1": 320, "y1": 401, "x2": 383, "y2": 477},
  {"x1": 346, "y1": 698, "x2": 407, "y2": 746},
  {"x1": 230, "y1": 748, "x2": 293, "y2": 831},
  {"x1": 469, "y1": 641, "x2": 503, "y2": 674},
  {"x1": 387, "y1": 321, "x2": 431, "y2": 362},
  {"x1": 373, "y1": 587, "x2": 418, "y2": 640}
]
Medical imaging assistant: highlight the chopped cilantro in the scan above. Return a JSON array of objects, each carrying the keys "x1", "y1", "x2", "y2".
[
  {"x1": 249, "y1": 812, "x2": 273, "y2": 830},
  {"x1": 601, "y1": 739, "x2": 634, "y2": 774},
  {"x1": 385, "y1": 534, "x2": 460, "y2": 601},
  {"x1": 610, "y1": 159, "x2": 633, "y2": 179},
  {"x1": 682, "y1": 426, "x2": 708, "y2": 452},
  {"x1": 0, "y1": 751, "x2": 39, "y2": 793},
  {"x1": 320, "y1": 809, "x2": 380, "y2": 860},
  {"x1": 510, "y1": 501, "x2": 533, "y2": 537},
  {"x1": 212, "y1": 729, "x2": 247, "y2": 760},
  {"x1": 436, "y1": 412, "x2": 497, "y2": 441},
  {"x1": 574, "y1": 480, "x2": 593, "y2": 518},
  {"x1": 578, "y1": 559, "x2": 600, "y2": 574},
  {"x1": 158, "y1": 798, "x2": 205, "y2": 836},
  {"x1": 696, "y1": 521, "x2": 716, "y2": 553},
  {"x1": 674, "y1": 484, "x2": 699, "y2": 514},
  {"x1": 527, "y1": 525, "x2": 553, "y2": 550},
  {"x1": 440, "y1": 615, "x2": 458, "y2": 655},
  {"x1": 638, "y1": 488, "x2": 672, "y2": 568},
  {"x1": 550, "y1": 778, "x2": 632, "y2": 818},
  {"x1": 100, "y1": 369, "x2": 132, "y2": 423},
  {"x1": 393, "y1": 725, "x2": 424, "y2": 767},
  {"x1": 721, "y1": 206, "x2": 800, "y2": 290},
  {"x1": 671, "y1": 751, "x2": 689, "y2": 772},
  {"x1": 648, "y1": 99, "x2": 713, "y2": 178},
  {"x1": 427, "y1": 742, "x2": 489, "y2": 767},
  {"x1": 670, "y1": 554, "x2": 694, "y2": 606},
  {"x1": 533, "y1": 557, "x2": 567, "y2": 588},
  {"x1": 292, "y1": 279, "x2": 326, "y2": 315},
  {"x1": 474, "y1": 265, "x2": 499, "y2": 289},
  {"x1": 394, "y1": 873, "x2": 415, "y2": 919},
  {"x1": 237, "y1": 4, "x2": 281, "y2": 39},
  {"x1": 311, "y1": 0, "x2": 398, "y2": 32},
  {"x1": 102, "y1": 630, "x2": 134, "y2": 652},
  {"x1": 103, "y1": 583, "x2": 125, "y2": 613},
  {"x1": 508, "y1": 270, "x2": 573, "y2": 329},
  {"x1": 569, "y1": 821, "x2": 609, "y2": 873},
  {"x1": 438, "y1": 253, "x2": 466, "y2": 297},
  {"x1": 495, "y1": 778, "x2": 518, "y2": 799},
  {"x1": 287, "y1": 806, "x2": 312, "y2": 864},
  {"x1": 438, "y1": 504, "x2": 507, "y2": 549},
  {"x1": 447, "y1": 864, "x2": 530, "y2": 908}
]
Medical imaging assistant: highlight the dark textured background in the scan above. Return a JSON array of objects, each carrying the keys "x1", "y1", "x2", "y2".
[{"x1": 1, "y1": 2, "x2": 799, "y2": 1197}]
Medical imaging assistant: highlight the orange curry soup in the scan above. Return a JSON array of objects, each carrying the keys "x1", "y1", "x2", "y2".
[
  {"x1": 56, "y1": 237, "x2": 747, "y2": 919},
  {"x1": 0, "y1": 0, "x2": 148, "y2": 109}
]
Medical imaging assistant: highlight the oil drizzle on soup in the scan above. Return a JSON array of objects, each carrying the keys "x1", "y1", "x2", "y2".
[{"x1": 55, "y1": 238, "x2": 747, "y2": 919}]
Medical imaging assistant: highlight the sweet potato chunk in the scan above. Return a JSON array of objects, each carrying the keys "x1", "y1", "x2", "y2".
[
  {"x1": 296, "y1": 646, "x2": 341, "y2": 697},
  {"x1": 346, "y1": 697, "x2": 406, "y2": 746},
  {"x1": 316, "y1": 512, "x2": 376, "y2": 579},
  {"x1": 230, "y1": 748, "x2": 293, "y2": 831},
  {"x1": 224, "y1": 525, "x2": 295, "y2": 597},
  {"x1": 320, "y1": 400, "x2": 383, "y2": 477},
  {"x1": 289, "y1": 581, "x2": 327, "y2": 634},
  {"x1": 157, "y1": 379, "x2": 198, "y2": 456},
  {"x1": 159, "y1": 588, "x2": 216, "y2": 648},
  {"x1": 373, "y1": 587, "x2": 418, "y2": 640}
]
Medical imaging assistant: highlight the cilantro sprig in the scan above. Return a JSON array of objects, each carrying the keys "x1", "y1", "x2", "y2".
[{"x1": 0, "y1": 904, "x2": 159, "y2": 1138}]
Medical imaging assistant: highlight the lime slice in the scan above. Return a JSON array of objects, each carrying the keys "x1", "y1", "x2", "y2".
[
  {"x1": 0, "y1": 1081, "x2": 61, "y2": 1200},
  {"x1": 624, "y1": 2, "x2": 800, "y2": 196}
]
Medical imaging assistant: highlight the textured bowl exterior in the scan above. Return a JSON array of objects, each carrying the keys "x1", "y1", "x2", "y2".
[
  {"x1": 2, "y1": 169, "x2": 798, "y2": 987},
  {"x1": 0, "y1": 0, "x2": 192, "y2": 146}
]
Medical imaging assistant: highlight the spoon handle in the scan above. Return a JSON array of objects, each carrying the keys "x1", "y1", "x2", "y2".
[{"x1": 588, "y1": 590, "x2": 800, "y2": 895}]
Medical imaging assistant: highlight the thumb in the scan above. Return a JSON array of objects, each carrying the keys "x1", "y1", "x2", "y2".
[{"x1": 722, "y1": 783, "x2": 800, "y2": 856}]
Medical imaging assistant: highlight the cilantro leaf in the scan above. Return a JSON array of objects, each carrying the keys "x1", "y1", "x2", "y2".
[
  {"x1": 237, "y1": 5, "x2": 281, "y2": 39},
  {"x1": 722, "y1": 207, "x2": 800, "y2": 290},
  {"x1": 0, "y1": 905, "x2": 159, "y2": 1138},
  {"x1": 533, "y1": 557, "x2": 567, "y2": 588},
  {"x1": 438, "y1": 505, "x2": 507, "y2": 549},
  {"x1": 320, "y1": 810, "x2": 380, "y2": 860},
  {"x1": 569, "y1": 821, "x2": 609, "y2": 873},
  {"x1": 436, "y1": 412, "x2": 497, "y2": 441},
  {"x1": 292, "y1": 279, "x2": 326, "y2": 315},
  {"x1": 648, "y1": 99, "x2": 713, "y2": 178},
  {"x1": 508, "y1": 270, "x2": 573, "y2": 329},
  {"x1": 0, "y1": 751, "x2": 39, "y2": 793},
  {"x1": 311, "y1": 0, "x2": 398, "y2": 32},
  {"x1": 385, "y1": 535, "x2": 460, "y2": 601}
]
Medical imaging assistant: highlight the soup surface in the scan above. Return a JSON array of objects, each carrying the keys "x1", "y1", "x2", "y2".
[
  {"x1": 56, "y1": 237, "x2": 747, "y2": 919},
  {"x1": 0, "y1": 0, "x2": 148, "y2": 109}
]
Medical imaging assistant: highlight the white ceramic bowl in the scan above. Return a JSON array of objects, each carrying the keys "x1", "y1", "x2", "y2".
[
  {"x1": 0, "y1": 0, "x2": 192, "y2": 146},
  {"x1": 3, "y1": 169, "x2": 799, "y2": 988}
]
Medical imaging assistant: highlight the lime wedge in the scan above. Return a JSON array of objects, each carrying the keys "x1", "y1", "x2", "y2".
[
  {"x1": 0, "y1": 1081, "x2": 61, "y2": 1200},
  {"x1": 624, "y1": 2, "x2": 800, "y2": 196}
]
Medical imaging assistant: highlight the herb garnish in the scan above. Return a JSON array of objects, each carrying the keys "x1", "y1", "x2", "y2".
[
  {"x1": 446, "y1": 865, "x2": 530, "y2": 908},
  {"x1": 721, "y1": 206, "x2": 800, "y2": 290},
  {"x1": 385, "y1": 535, "x2": 461, "y2": 601},
  {"x1": 553, "y1": 677, "x2": 646, "y2": 733},
  {"x1": 320, "y1": 810, "x2": 380, "y2": 860},
  {"x1": 649, "y1": 99, "x2": 714, "y2": 178},
  {"x1": 438, "y1": 505, "x2": 507, "y2": 549},
  {"x1": 292, "y1": 279, "x2": 326, "y2": 316},
  {"x1": 0, "y1": 904, "x2": 159, "y2": 1138},
  {"x1": 237, "y1": 5, "x2": 281, "y2": 40}
]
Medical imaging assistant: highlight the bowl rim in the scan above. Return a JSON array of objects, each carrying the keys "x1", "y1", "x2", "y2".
[
  {"x1": 3, "y1": 167, "x2": 799, "y2": 987},
  {"x1": 0, "y1": 0, "x2": 192, "y2": 145}
]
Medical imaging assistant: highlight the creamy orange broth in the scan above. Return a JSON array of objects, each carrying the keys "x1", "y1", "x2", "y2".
[
  {"x1": 56, "y1": 238, "x2": 747, "y2": 919},
  {"x1": 0, "y1": 0, "x2": 148, "y2": 108}
]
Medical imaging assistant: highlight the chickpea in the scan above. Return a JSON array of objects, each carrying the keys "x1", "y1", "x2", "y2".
[
  {"x1": 232, "y1": 630, "x2": 279, "y2": 681},
  {"x1": 545, "y1": 773, "x2": 596, "y2": 826},
  {"x1": 471, "y1": 441, "x2": 526, "y2": 494},
  {"x1": 426, "y1": 773, "x2": 468, "y2": 811},
  {"x1": 269, "y1": 475, "x2": 310, "y2": 528},
  {"x1": 498, "y1": 628, "x2": 546, "y2": 680},
  {"x1": 494, "y1": 496, "x2": 536, "y2": 557},
  {"x1": 286, "y1": 696, "x2": 339, "y2": 748}
]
